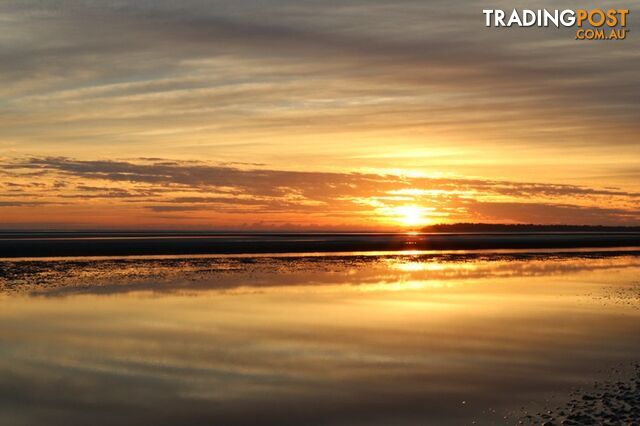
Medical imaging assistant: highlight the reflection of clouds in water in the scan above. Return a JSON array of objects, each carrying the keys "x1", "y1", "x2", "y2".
[
  {"x1": 2, "y1": 252, "x2": 640, "y2": 296},
  {"x1": 0, "y1": 262, "x2": 640, "y2": 425},
  {"x1": 390, "y1": 259, "x2": 477, "y2": 272},
  {"x1": 355, "y1": 280, "x2": 453, "y2": 292},
  {"x1": 0, "y1": 255, "x2": 640, "y2": 425}
]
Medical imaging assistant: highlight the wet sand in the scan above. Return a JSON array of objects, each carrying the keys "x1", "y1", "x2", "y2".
[{"x1": 519, "y1": 364, "x2": 640, "y2": 425}]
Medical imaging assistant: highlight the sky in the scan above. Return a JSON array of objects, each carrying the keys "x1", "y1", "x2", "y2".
[{"x1": 0, "y1": 0, "x2": 638, "y2": 230}]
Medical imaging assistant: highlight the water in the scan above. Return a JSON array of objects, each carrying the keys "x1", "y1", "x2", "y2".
[
  {"x1": 0, "y1": 251, "x2": 639, "y2": 425},
  {"x1": 2, "y1": 232, "x2": 639, "y2": 257}
]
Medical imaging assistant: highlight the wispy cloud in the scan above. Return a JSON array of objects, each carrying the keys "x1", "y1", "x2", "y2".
[
  {"x1": 0, "y1": 1, "x2": 638, "y2": 228},
  {"x1": 2, "y1": 156, "x2": 639, "y2": 229},
  {"x1": 1, "y1": 1, "x2": 638, "y2": 163}
]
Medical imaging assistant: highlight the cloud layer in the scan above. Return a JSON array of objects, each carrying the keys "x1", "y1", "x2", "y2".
[
  {"x1": 0, "y1": 1, "x2": 638, "y2": 228},
  {"x1": 1, "y1": 157, "x2": 639, "y2": 229}
]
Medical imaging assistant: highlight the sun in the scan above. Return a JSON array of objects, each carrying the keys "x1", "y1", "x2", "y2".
[{"x1": 394, "y1": 205, "x2": 429, "y2": 227}]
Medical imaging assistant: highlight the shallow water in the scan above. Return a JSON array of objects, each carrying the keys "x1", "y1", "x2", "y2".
[
  {"x1": 2, "y1": 232, "x2": 639, "y2": 257},
  {"x1": 0, "y1": 252, "x2": 639, "y2": 425}
]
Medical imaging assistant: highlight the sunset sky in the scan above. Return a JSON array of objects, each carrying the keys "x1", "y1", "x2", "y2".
[{"x1": 1, "y1": 0, "x2": 638, "y2": 230}]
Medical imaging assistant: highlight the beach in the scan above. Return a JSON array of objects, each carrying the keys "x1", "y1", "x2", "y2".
[
  {"x1": 1, "y1": 245, "x2": 639, "y2": 425},
  {"x1": 3, "y1": 0, "x2": 638, "y2": 423}
]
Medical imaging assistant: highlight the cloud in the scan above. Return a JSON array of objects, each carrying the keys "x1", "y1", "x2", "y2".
[
  {"x1": 10, "y1": 156, "x2": 640, "y2": 197},
  {"x1": 0, "y1": 0, "x2": 638, "y2": 161},
  {"x1": 0, "y1": 1, "x2": 638, "y2": 227},
  {"x1": 465, "y1": 201, "x2": 640, "y2": 225},
  {"x1": 2, "y1": 156, "x2": 639, "y2": 228},
  {"x1": 0, "y1": 201, "x2": 52, "y2": 207}
]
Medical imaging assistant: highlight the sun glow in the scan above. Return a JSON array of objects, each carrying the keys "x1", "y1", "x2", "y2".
[{"x1": 394, "y1": 205, "x2": 430, "y2": 227}]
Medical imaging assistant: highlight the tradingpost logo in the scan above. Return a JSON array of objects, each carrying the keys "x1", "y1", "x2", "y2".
[{"x1": 483, "y1": 9, "x2": 630, "y2": 40}]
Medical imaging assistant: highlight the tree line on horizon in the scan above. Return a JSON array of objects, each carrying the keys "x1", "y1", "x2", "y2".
[{"x1": 422, "y1": 223, "x2": 640, "y2": 232}]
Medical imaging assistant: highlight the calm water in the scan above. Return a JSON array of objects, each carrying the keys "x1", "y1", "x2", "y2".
[{"x1": 1, "y1": 251, "x2": 639, "y2": 425}]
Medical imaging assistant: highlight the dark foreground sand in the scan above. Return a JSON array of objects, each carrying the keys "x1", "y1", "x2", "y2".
[{"x1": 520, "y1": 363, "x2": 640, "y2": 425}]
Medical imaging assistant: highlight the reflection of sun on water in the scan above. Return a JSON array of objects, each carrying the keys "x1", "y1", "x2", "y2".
[
  {"x1": 391, "y1": 261, "x2": 478, "y2": 272},
  {"x1": 394, "y1": 262, "x2": 446, "y2": 272}
]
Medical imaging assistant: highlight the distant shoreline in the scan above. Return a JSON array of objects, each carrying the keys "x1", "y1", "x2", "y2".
[
  {"x1": 1, "y1": 232, "x2": 639, "y2": 258},
  {"x1": 423, "y1": 223, "x2": 640, "y2": 233}
]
